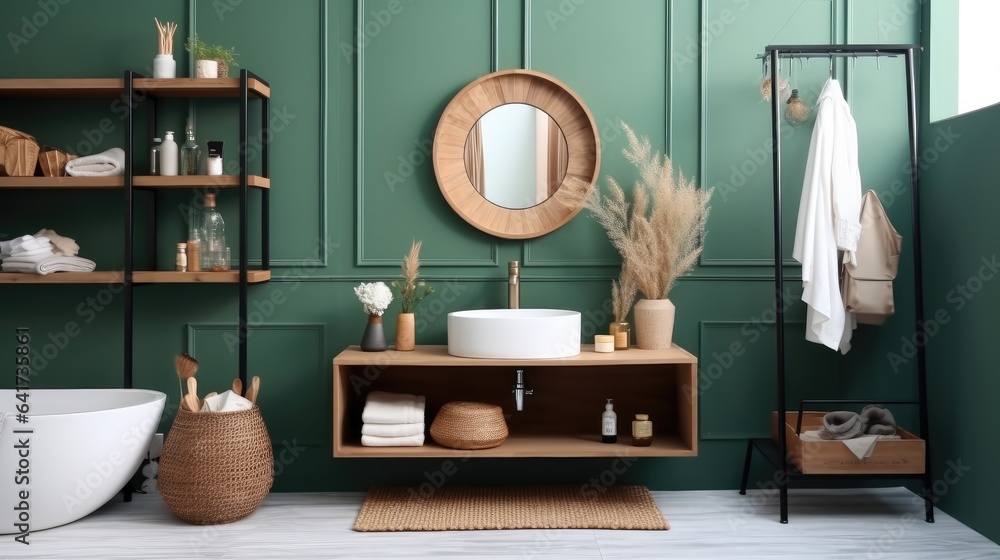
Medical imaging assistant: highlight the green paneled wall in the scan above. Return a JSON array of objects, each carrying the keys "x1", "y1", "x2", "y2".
[
  {"x1": 917, "y1": 2, "x2": 1000, "y2": 544},
  {"x1": 2, "y1": 0, "x2": 939, "y2": 512}
]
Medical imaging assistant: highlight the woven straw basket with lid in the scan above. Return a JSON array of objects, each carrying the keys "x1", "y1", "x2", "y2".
[{"x1": 430, "y1": 401, "x2": 509, "y2": 450}]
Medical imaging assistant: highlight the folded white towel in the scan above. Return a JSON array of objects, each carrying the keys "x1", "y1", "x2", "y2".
[
  {"x1": 8, "y1": 246, "x2": 56, "y2": 259},
  {"x1": 0, "y1": 240, "x2": 12, "y2": 256},
  {"x1": 9, "y1": 235, "x2": 51, "y2": 254},
  {"x1": 361, "y1": 422, "x2": 425, "y2": 438},
  {"x1": 361, "y1": 434, "x2": 425, "y2": 447},
  {"x1": 1, "y1": 255, "x2": 96, "y2": 275},
  {"x1": 35, "y1": 229, "x2": 79, "y2": 256},
  {"x1": 362, "y1": 391, "x2": 425, "y2": 424},
  {"x1": 65, "y1": 147, "x2": 125, "y2": 177}
]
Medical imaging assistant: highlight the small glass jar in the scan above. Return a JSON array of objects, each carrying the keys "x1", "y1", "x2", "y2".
[
  {"x1": 632, "y1": 413, "x2": 652, "y2": 447},
  {"x1": 175, "y1": 242, "x2": 188, "y2": 272},
  {"x1": 610, "y1": 321, "x2": 630, "y2": 350}
]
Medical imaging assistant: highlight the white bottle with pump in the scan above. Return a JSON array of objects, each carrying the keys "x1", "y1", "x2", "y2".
[
  {"x1": 160, "y1": 131, "x2": 178, "y2": 176},
  {"x1": 602, "y1": 399, "x2": 617, "y2": 443}
]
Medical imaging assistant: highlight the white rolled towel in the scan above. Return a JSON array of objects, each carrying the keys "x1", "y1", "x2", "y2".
[
  {"x1": 361, "y1": 422, "x2": 425, "y2": 438},
  {"x1": 362, "y1": 391, "x2": 425, "y2": 424},
  {"x1": 1, "y1": 255, "x2": 96, "y2": 275},
  {"x1": 65, "y1": 147, "x2": 125, "y2": 177},
  {"x1": 361, "y1": 434, "x2": 425, "y2": 447}
]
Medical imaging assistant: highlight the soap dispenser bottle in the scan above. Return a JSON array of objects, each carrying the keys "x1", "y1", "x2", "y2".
[
  {"x1": 602, "y1": 399, "x2": 617, "y2": 444},
  {"x1": 160, "y1": 131, "x2": 178, "y2": 176}
]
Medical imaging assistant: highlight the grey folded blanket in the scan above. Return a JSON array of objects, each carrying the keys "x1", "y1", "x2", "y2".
[
  {"x1": 818, "y1": 411, "x2": 867, "y2": 440},
  {"x1": 818, "y1": 405, "x2": 898, "y2": 440},
  {"x1": 861, "y1": 404, "x2": 897, "y2": 436}
]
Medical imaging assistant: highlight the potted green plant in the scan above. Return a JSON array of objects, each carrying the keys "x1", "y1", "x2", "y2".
[
  {"x1": 206, "y1": 44, "x2": 238, "y2": 78},
  {"x1": 390, "y1": 241, "x2": 434, "y2": 351},
  {"x1": 185, "y1": 35, "x2": 237, "y2": 78}
]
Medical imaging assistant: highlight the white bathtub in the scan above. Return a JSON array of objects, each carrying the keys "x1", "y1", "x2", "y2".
[{"x1": 0, "y1": 389, "x2": 166, "y2": 534}]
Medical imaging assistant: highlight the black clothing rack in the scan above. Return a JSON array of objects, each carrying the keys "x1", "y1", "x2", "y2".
[{"x1": 738, "y1": 44, "x2": 934, "y2": 523}]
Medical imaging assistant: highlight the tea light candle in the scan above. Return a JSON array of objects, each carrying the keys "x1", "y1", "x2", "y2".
[{"x1": 594, "y1": 335, "x2": 615, "y2": 353}]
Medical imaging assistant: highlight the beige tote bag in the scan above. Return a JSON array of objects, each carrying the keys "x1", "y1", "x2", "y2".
[{"x1": 841, "y1": 190, "x2": 903, "y2": 325}]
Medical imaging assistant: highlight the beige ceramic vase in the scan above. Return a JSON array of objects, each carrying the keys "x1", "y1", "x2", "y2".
[
  {"x1": 395, "y1": 312, "x2": 415, "y2": 351},
  {"x1": 633, "y1": 298, "x2": 676, "y2": 350}
]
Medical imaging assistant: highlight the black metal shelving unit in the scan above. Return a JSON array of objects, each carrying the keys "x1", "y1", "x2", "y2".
[
  {"x1": 738, "y1": 44, "x2": 934, "y2": 524},
  {"x1": 123, "y1": 69, "x2": 272, "y2": 390}
]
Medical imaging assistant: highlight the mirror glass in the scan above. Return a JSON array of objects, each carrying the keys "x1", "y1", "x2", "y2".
[{"x1": 463, "y1": 103, "x2": 570, "y2": 210}]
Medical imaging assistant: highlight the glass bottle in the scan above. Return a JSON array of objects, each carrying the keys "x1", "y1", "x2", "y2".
[
  {"x1": 610, "y1": 321, "x2": 630, "y2": 350},
  {"x1": 201, "y1": 193, "x2": 227, "y2": 271},
  {"x1": 180, "y1": 119, "x2": 201, "y2": 176},
  {"x1": 602, "y1": 399, "x2": 617, "y2": 444},
  {"x1": 631, "y1": 414, "x2": 653, "y2": 447},
  {"x1": 175, "y1": 242, "x2": 187, "y2": 272},
  {"x1": 186, "y1": 205, "x2": 201, "y2": 272},
  {"x1": 150, "y1": 137, "x2": 162, "y2": 176}
]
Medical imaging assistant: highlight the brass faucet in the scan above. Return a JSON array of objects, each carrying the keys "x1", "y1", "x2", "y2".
[{"x1": 508, "y1": 261, "x2": 520, "y2": 309}]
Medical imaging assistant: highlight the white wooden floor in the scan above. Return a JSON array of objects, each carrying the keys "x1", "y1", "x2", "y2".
[{"x1": 6, "y1": 487, "x2": 998, "y2": 559}]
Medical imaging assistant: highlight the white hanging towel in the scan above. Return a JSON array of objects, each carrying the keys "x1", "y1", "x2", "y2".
[{"x1": 792, "y1": 78, "x2": 863, "y2": 354}]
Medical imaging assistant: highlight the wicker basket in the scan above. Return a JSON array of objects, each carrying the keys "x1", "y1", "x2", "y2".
[
  {"x1": 37, "y1": 146, "x2": 77, "y2": 177},
  {"x1": 0, "y1": 125, "x2": 39, "y2": 177},
  {"x1": 430, "y1": 401, "x2": 508, "y2": 450},
  {"x1": 159, "y1": 406, "x2": 273, "y2": 524}
]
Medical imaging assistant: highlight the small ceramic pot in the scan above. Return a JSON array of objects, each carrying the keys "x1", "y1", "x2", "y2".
[
  {"x1": 196, "y1": 59, "x2": 219, "y2": 78},
  {"x1": 153, "y1": 54, "x2": 176, "y2": 79}
]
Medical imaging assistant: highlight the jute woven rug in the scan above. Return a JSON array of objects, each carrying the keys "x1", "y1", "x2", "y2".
[{"x1": 353, "y1": 485, "x2": 670, "y2": 531}]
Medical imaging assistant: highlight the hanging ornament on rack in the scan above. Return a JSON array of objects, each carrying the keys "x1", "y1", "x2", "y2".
[
  {"x1": 760, "y1": 59, "x2": 791, "y2": 103},
  {"x1": 784, "y1": 89, "x2": 810, "y2": 126},
  {"x1": 783, "y1": 59, "x2": 810, "y2": 126}
]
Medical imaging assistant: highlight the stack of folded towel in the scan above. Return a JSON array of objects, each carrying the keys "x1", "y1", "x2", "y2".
[
  {"x1": 65, "y1": 147, "x2": 125, "y2": 177},
  {"x1": 801, "y1": 405, "x2": 901, "y2": 460},
  {"x1": 0, "y1": 230, "x2": 96, "y2": 275},
  {"x1": 361, "y1": 391, "x2": 426, "y2": 447}
]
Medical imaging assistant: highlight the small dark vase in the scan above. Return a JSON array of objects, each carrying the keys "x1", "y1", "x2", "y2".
[{"x1": 360, "y1": 314, "x2": 387, "y2": 352}]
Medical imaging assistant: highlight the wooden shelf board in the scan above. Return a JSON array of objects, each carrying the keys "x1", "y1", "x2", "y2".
[
  {"x1": 334, "y1": 344, "x2": 698, "y2": 366},
  {"x1": 0, "y1": 271, "x2": 122, "y2": 284},
  {"x1": 133, "y1": 77, "x2": 270, "y2": 99},
  {"x1": 0, "y1": 77, "x2": 270, "y2": 99},
  {"x1": 0, "y1": 78, "x2": 123, "y2": 98},
  {"x1": 0, "y1": 270, "x2": 270, "y2": 284},
  {"x1": 133, "y1": 175, "x2": 269, "y2": 189},
  {"x1": 0, "y1": 176, "x2": 123, "y2": 189},
  {"x1": 133, "y1": 270, "x2": 271, "y2": 283},
  {"x1": 335, "y1": 433, "x2": 694, "y2": 458}
]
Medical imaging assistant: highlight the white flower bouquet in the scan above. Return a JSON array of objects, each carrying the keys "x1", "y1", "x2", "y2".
[{"x1": 354, "y1": 282, "x2": 393, "y2": 316}]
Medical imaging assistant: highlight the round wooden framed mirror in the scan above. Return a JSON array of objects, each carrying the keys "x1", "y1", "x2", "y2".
[{"x1": 432, "y1": 69, "x2": 600, "y2": 239}]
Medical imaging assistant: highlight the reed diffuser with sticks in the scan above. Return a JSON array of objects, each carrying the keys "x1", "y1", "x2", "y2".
[{"x1": 153, "y1": 18, "x2": 178, "y2": 79}]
